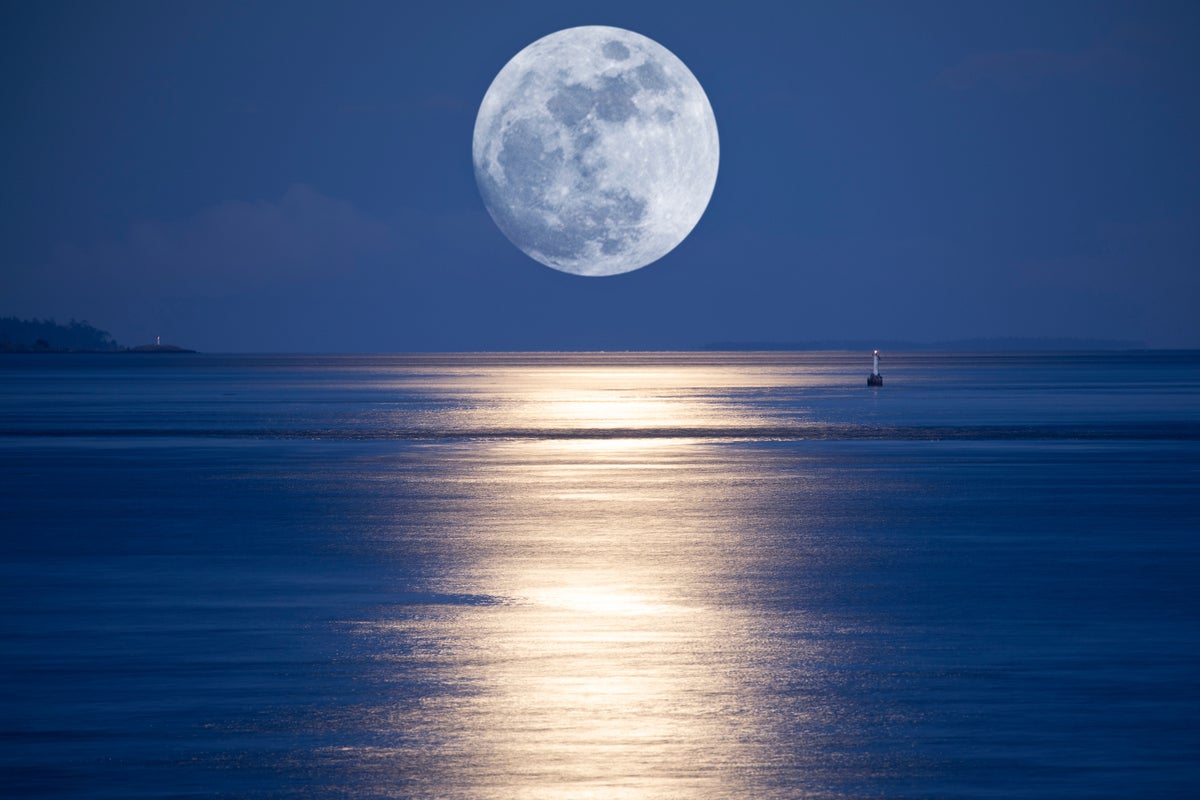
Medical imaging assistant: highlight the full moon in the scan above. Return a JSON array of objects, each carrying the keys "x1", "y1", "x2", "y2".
[{"x1": 473, "y1": 26, "x2": 719, "y2": 277}]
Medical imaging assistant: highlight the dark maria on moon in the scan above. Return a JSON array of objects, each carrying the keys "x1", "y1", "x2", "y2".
[{"x1": 473, "y1": 26, "x2": 720, "y2": 277}]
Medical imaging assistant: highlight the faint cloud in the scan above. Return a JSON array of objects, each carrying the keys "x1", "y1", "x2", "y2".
[
  {"x1": 3, "y1": 185, "x2": 514, "y2": 349},
  {"x1": 4, "y1": 185, "x2": 398, "y2": 346},
  {"x1": 1097, "y1": 209, "x2": 1200, "y2": 281},
  {"x1": 226, "y1": 100, "x2": 263, "y2": 115},
  {"x1": 51, "y1": 184, "x2": 393, "y2": 297},
  {"x1": 335, "y1": 94, "x2": 472, "y2": 115},
  {"x1": 992, "y1": 208, "x2": 1200, "y2": 347},
  {"x1": 936, "y1": 38, "x2": 1149, "y2": 92},
  {"x1": 424, "y1": 93, "x2": 473, "y2": 113}
]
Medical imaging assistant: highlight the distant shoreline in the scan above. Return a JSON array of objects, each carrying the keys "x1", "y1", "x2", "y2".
[
  {"x1": 0, "y1": 317, "x2": 195, "y2": 354},
  {"x1": 703, "y1": 337, "x2": 1147, "y2": 352},
  {"x1": 0, "y1": 344, "x2": 196, "y2": 354}
]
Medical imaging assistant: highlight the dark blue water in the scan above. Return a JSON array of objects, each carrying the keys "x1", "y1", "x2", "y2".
[{"x1": 2, "y1": 352, "x2": 1198, "y2": 798}]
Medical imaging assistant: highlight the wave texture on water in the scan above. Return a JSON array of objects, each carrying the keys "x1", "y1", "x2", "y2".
[{"x1": 1, "y1": 351, "x2": 1198, "y2": 799}]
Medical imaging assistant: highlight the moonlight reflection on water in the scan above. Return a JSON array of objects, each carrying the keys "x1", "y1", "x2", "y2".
[
  {"x1": 340, "y1": 381, "x2": 836, "y2": 798},
  {"x1": 5, "y1": 352, "x2": 1196, "y2": 798}
]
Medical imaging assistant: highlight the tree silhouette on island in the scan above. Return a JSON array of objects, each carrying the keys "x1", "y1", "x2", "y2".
[{"x1": 0, "y1": 317, "x2": 195, "y2": 353}]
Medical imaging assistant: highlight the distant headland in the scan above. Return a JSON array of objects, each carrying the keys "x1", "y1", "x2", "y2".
[
  {"x1": 0, "y1": 317, "x2": 195, "y2": 354},
  {"x1": 703, "y1": 337, "x2": 1147, "y2": 352}
]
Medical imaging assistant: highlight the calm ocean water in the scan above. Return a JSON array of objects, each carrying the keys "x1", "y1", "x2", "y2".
[{"x1": 2, "y1": 351, "x2": 1198, "y2": 798}]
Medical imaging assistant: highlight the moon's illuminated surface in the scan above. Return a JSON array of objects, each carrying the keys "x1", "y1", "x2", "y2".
[{"x1": 473, "y1": 26, "x2": 719, "y2": 276}]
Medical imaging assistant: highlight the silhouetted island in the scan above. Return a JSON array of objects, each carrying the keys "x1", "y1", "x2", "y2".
[{"x1": 0, "y1": 317, "x2": 195, "y2": 353}]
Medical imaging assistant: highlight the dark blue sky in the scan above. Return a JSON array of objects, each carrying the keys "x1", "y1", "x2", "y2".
[{"x1": 4, "y1": 1, "x2": 1198, "y2": 351}]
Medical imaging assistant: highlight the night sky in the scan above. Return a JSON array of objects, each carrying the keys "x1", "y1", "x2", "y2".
[{"x1": 4, "y1": 1, "x2": 1198, "y2": 352}]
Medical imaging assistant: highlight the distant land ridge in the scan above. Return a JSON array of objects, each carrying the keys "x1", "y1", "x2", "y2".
[
  {"x1": 704, "y1": 337, "x2": 1147, "y2": 352},
  {"x1": 0, "y1": 317, "x2": 194, "y2": 353}
]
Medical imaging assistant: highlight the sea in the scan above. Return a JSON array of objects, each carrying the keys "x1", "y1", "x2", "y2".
[{"x1": 1, "y1": 351, "x2": 1197, "y2": 799}]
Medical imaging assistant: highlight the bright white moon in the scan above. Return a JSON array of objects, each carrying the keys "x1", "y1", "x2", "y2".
[{"x1": 473, "y1": 26, "x2": 719, "y2": 277}]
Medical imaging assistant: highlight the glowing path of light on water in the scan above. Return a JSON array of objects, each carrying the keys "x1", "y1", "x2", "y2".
[{"x1": 340, "y1": 367, "x2": 834, "y2": 799}]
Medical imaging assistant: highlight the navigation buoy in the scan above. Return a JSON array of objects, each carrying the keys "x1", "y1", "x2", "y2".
[{"x1": 867, "y1": 349, "x2": 883, "y2": 386}]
